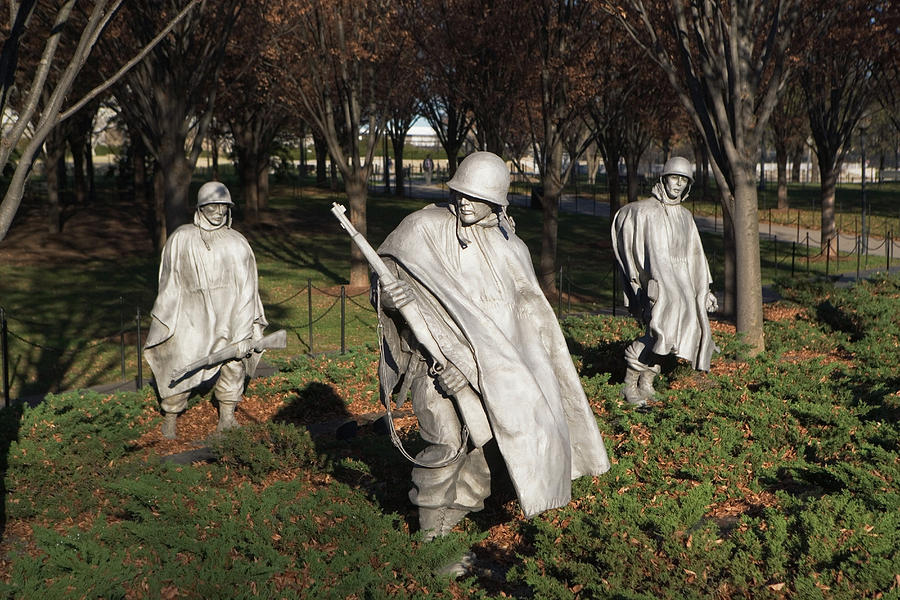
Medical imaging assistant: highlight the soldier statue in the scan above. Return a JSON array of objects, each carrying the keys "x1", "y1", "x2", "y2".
[
  {"x1": 611, "y1": 156, "x2": 718, "y2": 407},
  {"x1": 371, "y1": 152, "x2": 610, "y2": 568},
  {"x1": 144, "y1": 182, "x2": 268, "y2": 439}
]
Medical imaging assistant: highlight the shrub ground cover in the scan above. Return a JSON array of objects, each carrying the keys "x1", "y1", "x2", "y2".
[{"x1": 0, "y1": 273, "x2": 898, "y2": 598}]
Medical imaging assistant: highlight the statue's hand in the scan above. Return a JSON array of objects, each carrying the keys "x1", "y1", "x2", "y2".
[
  {"x1": 435, "y1": 363, "x2": 468, "y2": 395},
  {"x1": 236, "y1": 338, "x2": 252, "y2": 357},
  {"x1": 380, "y1": 279, "x2": 413, "y2": 310},
  {"x1": 706, "y1": 291, "x2": 718, "y2": 313}
]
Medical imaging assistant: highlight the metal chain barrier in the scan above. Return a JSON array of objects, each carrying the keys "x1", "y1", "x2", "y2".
[{"x1": 5, "y1": 213, "x2": 899, "y2": 405}]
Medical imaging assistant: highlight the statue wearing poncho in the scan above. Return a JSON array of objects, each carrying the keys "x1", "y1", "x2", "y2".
[
  {"x1": 374, "y1": 153, "x2": 610, "y2": 542},
  {"x1": 612, "y1": 157, "x2": 718, "y2": 407},
  {"x1": 144, "y1": 182, "x2": 267, "y2": 439}
]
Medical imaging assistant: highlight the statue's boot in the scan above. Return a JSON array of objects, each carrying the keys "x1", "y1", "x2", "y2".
[
  {"x1": 161, "y1": 412, "x2": 178, "y2": 439},
  {"x1": 420, "y1": 507, "x2": 475, "y2": 578},
  {"x1": 638, "y1": 366, "x2": 661, "y2": 404},
  {"x1": 621, "y1": 367, "x2": 646, "y2": 407},
  {"x1": 216, "y1": 401, "x2": 241, "y2": 432},
  {"x1": 436, "y1": 551, "x2": 476, "y2": 578},
  {"x1": 420, "y1": 506, "x2": 468, "y2": 542}
]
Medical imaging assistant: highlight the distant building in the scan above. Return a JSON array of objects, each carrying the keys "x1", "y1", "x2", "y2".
[{"x1": 406, "y1": 123, "x2": 440, "y2": 148}]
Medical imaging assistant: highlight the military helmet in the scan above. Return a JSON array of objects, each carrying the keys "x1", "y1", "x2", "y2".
[
  {"x1": 660, "y1": 156, "x2": 694, "y2": 182},
  {"x1": 197, "y1": 181, "x2": 234, "y2": 207},
  {"x1": 447, "y1": 151, "x2": 510, "y2": 206}
]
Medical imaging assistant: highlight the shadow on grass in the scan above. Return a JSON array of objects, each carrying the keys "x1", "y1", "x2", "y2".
[
  {"x1": 270, "y1": 381, "x2": 527, "y2": 537},
  {"x1": 3, "y1": 258, "x2": 157, "y2": 400},
  {"x1": 270, "y1": 381, "x2": 417, "y2": 527},
  {"x1": 0, "y1": 403, "x2": 22, "y2": 544}
]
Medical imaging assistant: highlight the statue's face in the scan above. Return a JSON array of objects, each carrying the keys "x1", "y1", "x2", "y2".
[
  {"x1": 663, "y1": 174, "x2": 689, "y2": 200},
  {"x1": 455, "y1": 194, "x2": 495, "y2": 225},
  {"x1": 200, "y1": 203, "x2": 228, "y2": 228}
]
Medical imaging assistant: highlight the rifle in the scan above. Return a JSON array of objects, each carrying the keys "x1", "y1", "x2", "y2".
[
  {"x1": 331, "y1": 202, "x2": 493, "y2": 450},
  {"x1": 169, "y1": 329, "x2": 287, "y2": 387}
]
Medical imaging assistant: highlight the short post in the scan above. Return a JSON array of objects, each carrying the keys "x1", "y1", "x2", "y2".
[
  {"x1": 856, "y1": 236, "x2": 861, "y2": 280},
  {"x1": 826, "y1": 238, "x2": 831, "y2": 276},
  {"x1": 340, "y1": 285, "x2": 346, "y2": 355},
  {"x1": 135, "y1": 307, "x2": 143, "y2": 390},
  {"x1": 797, "y1": 210, "x2": 801, "y2": 242},
  {"x1": 307, "y1": 279, "x2": 314, "y2": 354},
  {"x1": 806, "y1": 233, "x2": 810, "y2": 273},
  {"x1": 774, "y1": 236, "x2": 778, "y2": 271},
  {"x1": 791, "y1": 242, "x2": 796, "y2": 276},
  {"x1": 119, "y1": 296, "x2": 126, "y2": 381},
  {"x1": 1, "y1": 308, "x2": 9, "y2": 408},
  {"x1": 557, "y1": 267, "x2": 563, "y2": 317},
  {"x1": 886, "y1": 232, "x2": 891, "y2": 271}
]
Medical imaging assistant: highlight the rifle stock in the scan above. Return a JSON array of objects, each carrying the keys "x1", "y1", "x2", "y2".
[
  {"x1": 331, "y1": 203, "x2": 493, "y2": 447},
  {"x1": 169, "y1": 329, "x2": 287, "y2": 387}
]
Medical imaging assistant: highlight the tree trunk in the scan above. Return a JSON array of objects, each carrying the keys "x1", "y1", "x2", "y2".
[
  {"x1": 818, "y1": 155, "x2": 840, "y2": 253},
  {"x1": 258, "y1": 157, "x2": 269, "y2": 210},
  {"x1": 601, "y1": 154, "x2": 622, "y2": 215},
  {"x1": 538, "y1": 143, "x2": 564, "y2": 296},
  {"x1": 624, "y1": 153, "x2": 641, "y2": 204},
  {"x1": 330, "y1": 160, "x2": 339, "y2": 191},
  {"x1": 790, "y1": 144, "x2": 803, "y2": 183},
  {"x1": 444, "y1": 141, "x2": 464, "y2": 178},
  {"x1": 692, "y1": 137, "x2": 710, "y2": 201},
  {"x1": 382, "y1": 140, "x2": 391, "y2": 194},
  {"x1": 584, "y1": 144, "x2": 601, "y2": 185},
  {"x1": 85, "y1": 137, "x2": 95, "y2": 203},
  {"x1": 210, "y1": 137, "x2": 219, "y2": 180},
  {"x1": 44, "y1": 127, "x2": 66, "y2": 235},
  {"x1": 722, "y1": 205, "x2": 736, "y2": 319},
  {"x1": 156, "y1": 140, "x2": 192, "y2": 244},
  {"x1": 346, "y1": 175, "x2": 370, "y2": 287},
  {"x1": 732, "y1": 171, "x2": 765, "y2": 354},
  {"x1": 391, "y1": 134, "x2": 407, "y2": 197},
  {"x1": 776, "y1": 143, "x2": 788, "y2": 210},
  {"x1": 238, "y1": 151, "x2": 260, "y2": 223},
  {"x1": 70, "y1": 135, "x2": 86, "y2": 206},
  {"x1": 314, "y1": 133, "x2": 328, "y2": 187},
  {"x1": 539, "y1": 186, "x2": 561, "y2": 297},
  {"x1": 132, "y1": 140, "x2": 158, "y2": 251}
]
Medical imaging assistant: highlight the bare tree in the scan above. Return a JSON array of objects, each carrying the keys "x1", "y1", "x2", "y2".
[
  {"x1": 770, "y1": 79, "x2": 807, "y2": 210},
  {"x1": 405, "y1": 0, "x2": 476, "y2": 174},
  {"x1": 0, "y1": 0, "x2": 201, "y2": 242},
  {"x1": 798, "y1": 1, "x2": 897, "y2": 252},
  {"x1": 522, "y1": 0, "x2": 601, "y2": 296},
  {"x1": 611, "y1": 0, "x2": 801, "y2": 354},
  {"x1": 219, "y1": 0, "x2": 292, "y2": 222},
  {"x1": 105, "y1": 0, "x2": 241, "y2": 248},
  {"x1": 276, "y1": 0, "x2": 403, "y2": 287}
]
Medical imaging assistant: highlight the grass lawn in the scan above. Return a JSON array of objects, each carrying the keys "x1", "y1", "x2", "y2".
[{"x1": 0, "y1": 273, "x2": 897, "y2": 598}]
